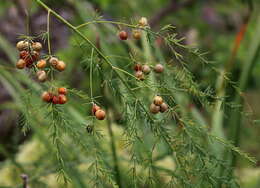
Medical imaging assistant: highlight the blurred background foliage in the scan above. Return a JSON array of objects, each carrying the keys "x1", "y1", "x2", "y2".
[{"x1": 0, "y1": 0, "x2": 260, "y2": 187}]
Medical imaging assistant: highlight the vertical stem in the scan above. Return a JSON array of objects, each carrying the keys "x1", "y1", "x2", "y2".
[
  {"x1": 90, "y1": 48, "x2": 94, "y2": 100},
  {"x1": 107, "y1": 111, "x2": 122, "y2": 188},
  {"x1": 47, "y1": 10, "x2": 51, "y2": 55}
]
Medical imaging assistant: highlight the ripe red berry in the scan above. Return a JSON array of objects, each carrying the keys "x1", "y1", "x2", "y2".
[
  {"x1": 132, "y1": 30, "x2": 141, "y2": 40},
  {"x1": 16, "y1": 59, "x2": 26, "y2": 69},
  {"x1": 160, "y1": 103, "x2": 168, "y2": 113},
  {"x1": 58, "y1": 94, "x2": 67, "y2": 104},
  {"x1": 95, "y1": 109, "x2": 106, "y2": 120},
  {"x1": 92, "y1": 104, "x2": 101, "y2": 115},
  {"x1": 52, "y1": 95, "x2": 59, "y2": 104},
  {"x1": 118, "y1": 30, "x2": 128, "y2": 40},
  {"x1": 36, "y1": 59, "x2": 47, "y2": 69},
  {"x1": 58, "y1": 87, "x2": 67, "y2": 95},
  {"x1": 154, "y1": 64, "x2": 164, "y2": 73},
  {"x1": 56, "y1": 61, "x2": 66, "y2": 71},
  {"x1": 134, "y1": 64, "x2": 142, "y2": 71},
  {"x1": 153, "y1": 96, "x2": 163, "y2": 106},
  {"x1": 150, "y1": 103, "x2": 160, "y2": 114},
  {"x1": 20, "y1": 50, "x2": 29, "y2": 60},
  {"x1": 41, "y1": 91, "x2": 52, "y2": 102},
  {"x1": 142, "y1": 65, "x2": 151, "y2": 74}
]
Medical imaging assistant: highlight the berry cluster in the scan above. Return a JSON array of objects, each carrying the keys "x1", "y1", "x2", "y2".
[
  {"x1": 92, "y1": 104, "x2": 106, "y2": 120},
  {"x1": 134, "y1": 63, "x2": 150, "y2": 80},
  {"x1": 16, "y1": 40, "x2": 42, "y2": 69},
  {"x1": 118, "y1": 17, "x2": 148, "y2": 41},
  {"x1": 150, "y1": 96, "x2": 168, "y2": 114},
  {"x1": 41, "y1": 87, "x2": 68, "y2": 105}
]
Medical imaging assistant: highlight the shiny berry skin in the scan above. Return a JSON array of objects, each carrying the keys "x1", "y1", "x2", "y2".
[
  {"x1": 142, "y1": 65, "x2": 151, "y2": 74},
  {"x1": 139, "y1": 17, "x2": 148, "y2": 26},
  {"x1": 56, "y1": 61, "x2": 66, "y2": 71},
  {"x1": 20, "y1": 50, "x2": 29, "y2": 60},
  {"x1": 49, "y1": 57, "x2": 59, "y2": 67},
  {"x1": 132, "y1": 30, "x2": 141, "y2": 40},
  {"x1": 118, "y1": 31, "x2": 128, "y2": 40},
  {"x1": 52, "y1": 95, "x2": 59, "y2": 104},
  {"x1": 92, "y1": 104, "x2": 101, "y2": 115},
  {"x1": 134, "y1": 64, "x2": 142, "y2": 71},
  {"x1": 58, "y1": 87, "x2": 67, "y2": 95},
  {"x1": 32, "y1": 42, "x2": 42, "y2": 51},
  {"x1": 153, "y1": 96, "x2": 163, "y2": 106},
  {"x1": 154, "y1": 64, "x2": 164, "y2": 73},
  {"x1": 58, "y1": 94, "x2": 67, "y2": 104},
  {"x1": 41, "y1": 91, "x2": 53, "y2": 102},
  {"x1": 150, "y1": 103, "x2": 160, "y2": 114},
  {"x1": 36, "y1": 59, "x2": 47, "y2": 69},
  {"x1": 16, "y1": 59, "x2": 26, "y2": 69},
  {"x1": 95, "y1": 109, "x2": 106, "y2": 120},
  {"x1": 16, "y1": 41, "x2": 29, "y2": 51},
  {"x1": 37, "y1": 70, "x2": 47, "y2": 82},
  {"x1": 160, "y1": 103, "x2": 168, "y2": 113}
]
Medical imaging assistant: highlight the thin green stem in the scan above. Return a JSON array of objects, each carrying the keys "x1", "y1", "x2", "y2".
[{"x1": 90, "y1": 48, "x2": 94, "y2": 100}]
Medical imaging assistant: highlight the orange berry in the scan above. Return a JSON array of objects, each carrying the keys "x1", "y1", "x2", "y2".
[
  {"x1": 58, "y1": 87, "x2": 67, "y2": 95},
  {"x1": 36, "y1": 59, "x2": 47, "y2": 69},
  {"x1": 41, "y1": 91, "x2": 53, "y2": 102},
  {"x1": 95, "y1": 109, "x2": 106, "y2": 120},
  {"x1": 16, "y1": 59, "x2": 26, "y2": 69},
  {"x1": 49, "y1": 57, "x2": 59, "y2": 67},
  {"x1": 132, "y1": 30, "x2": 141, "y2": 40},
  {"x1": 92, "y1": 104, "x2": 101, "y2": 115},
  {"x1": 58, "y1": 94, "x2": 67, "y2": 104},
  {"x1": 56, "y1": 61, "x2": 66, "y2": 71}
]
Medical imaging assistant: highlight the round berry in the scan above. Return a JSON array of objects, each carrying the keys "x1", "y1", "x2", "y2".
[
  {"x1": 132, "y1": 30, "x2": 141, "y2": 40},
  {"x1": 139, "y1": 17, "x2": 148, "y2": 27},
  {"x1": 150, "y1": 103, "x2": 160, "y2": 114},
  {"x1": 92, "y1": 104, "x2": 101, "y2": 115},
  {"x1": 32, "y1": 51, "x2": 40, "y2": 62},
  {"x1": 49, "y1": 57, "x2": 59, "y2": 67},
  {"x1": 52, "y1": 95, "x2": 59, "y2": 104},
  {"x1": 135, "y1": 71, "x2": 144, "y2": 80},
  {"x1": 58, "y1": 94, "x2": 67, "y2": 104},
  {"x1": 36, "y1": 59, "x2": 47, "y2": 69},
  {"x1": 37, "y1": 70, "x2": 47, "y2": 82},
  {"x1": 16, "y1": 59, "x2": 26, "y2": 69},
  {"x1": 58, "y1": 87, "x2": 67, "y2": 95},
  {"x1": 154, "y1": 64, "x2": 164, "y2": 73},
  {"x1": 16, "y1": 41, "x2": 29, "y2": 51},
  {"x1": 32, "y1": 42, "x2": 42, "y2": 51},
  {"x1": 153, "y1": 96, "x2": 163, "y2": 106},
  {"x1": 95, "y1": 109, "x2": 106, "y2": 120},
  {"x1": 118, "y1": 30, "x2": 128, "y2": 40},
  {"x1": 134, "y1": 64, "x2": 142, "y2": 71},
  {"x1": 56, "y1": 61, "x2": 66, "y2": 71},
  {"x1": 160, "y1": 103, "x2": 168, "y2": 113},
  {"x1": 41, "y1": 91, "x2": 52, "y2": 102},
  {"x1": 20, "y1": 50, "x2": 29, "y2": 60},
  {"x1": 142, "y1": 65, "x2": 151, "y2": 74}
]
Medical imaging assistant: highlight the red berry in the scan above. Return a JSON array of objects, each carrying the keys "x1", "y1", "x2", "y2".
[
  {"x1": 58, "y1": 94, "x2": 67, "y2": 104},
  {"x1": 58, "y1": 87, "x2": 67, "y2": 95},
  {"x1": 134, "y1": 64, "x2": 142, "y2": 71},
  {"x1": 95, "y1": 109, "x2": 106, "y2": 120},
  {"x1": 92, "y1": 104, "x2": 101, "y2": 115},
  {"x1": 118, "y1": 31, "x2": 128, "y2": 40},
  {"x1": 52, "y1": 95, "x2": 59, "y2": 104},
  {"x1": 41, "y1": 92, "x2": 52, "y2": 103},
  {"x1": 20, "y1": 50, "x2": 29, "y2": 60}
]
